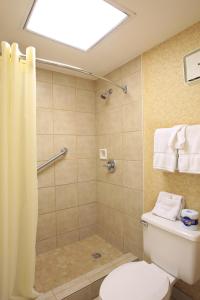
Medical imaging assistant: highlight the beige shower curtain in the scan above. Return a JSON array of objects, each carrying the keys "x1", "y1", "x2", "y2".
[{"x1": 0, "y1": 42, "x2": 38, "y2": 300}]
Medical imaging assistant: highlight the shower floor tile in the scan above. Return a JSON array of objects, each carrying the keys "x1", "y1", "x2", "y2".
[{"x1": 35, "y1": 234, "x2": 122, "y2": 293}]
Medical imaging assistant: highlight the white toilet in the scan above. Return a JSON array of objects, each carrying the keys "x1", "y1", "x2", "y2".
[{"x1": 99, "y1": 212, "x2": 200, "y2": 300}]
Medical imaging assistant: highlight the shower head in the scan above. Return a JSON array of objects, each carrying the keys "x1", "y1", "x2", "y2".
[{"x1": 100, "y1": 88, "x2": 113, "y2": 100}]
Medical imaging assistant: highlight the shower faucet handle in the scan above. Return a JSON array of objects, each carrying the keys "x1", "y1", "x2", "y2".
[{"x1": 103, "y1": 159, "x2": 116, "y2": 173}]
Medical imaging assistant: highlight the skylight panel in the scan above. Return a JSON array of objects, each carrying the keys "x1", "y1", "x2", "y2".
[{"x1": 25, "y1": 0, "x2": 128, "y2": 51}]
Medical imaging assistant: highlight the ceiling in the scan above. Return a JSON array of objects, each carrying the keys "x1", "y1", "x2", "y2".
[{"x1": 0, "y1": 0, "x2": 200, "y2": 78}]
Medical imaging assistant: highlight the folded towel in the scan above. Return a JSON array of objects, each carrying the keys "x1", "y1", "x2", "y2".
[
  {"x1": 168, "y1": 125, "x2": 188, "y2": 151},
  {"x1": 153, "y1": 128, "x2": 178, "y2": 172},
  {"x1": 152, "y1": 191, "x2": 185, "y2": 221},
  {"x1": 168, "y1": 125, "x2": 187, "y2": 150},
  {"x1": 153, "y1": 153, "x2": 177, "y2": 172},
  {"x1": 168, "y1": 124, "x2": 187, "y2": 149},
  {"x1": 178, "y1": 125, "x2": 200, "y2": 174}
]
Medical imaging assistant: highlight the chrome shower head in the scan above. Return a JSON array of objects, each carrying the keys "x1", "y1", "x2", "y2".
[{"x1": 100, "y1": 88, "x2": 113, "y2": 100}]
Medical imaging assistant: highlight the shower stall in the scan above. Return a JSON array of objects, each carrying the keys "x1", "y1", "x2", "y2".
[{"x1": 35, "y1": 55, "x2": 143, "y2": 299}]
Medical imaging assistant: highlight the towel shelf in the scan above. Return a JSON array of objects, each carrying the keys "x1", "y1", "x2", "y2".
[{"x1": 37, "y1": 147, "x2": 68, "y2": 173}]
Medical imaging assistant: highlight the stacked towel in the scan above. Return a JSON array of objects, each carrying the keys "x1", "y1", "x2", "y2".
[
  {"x1": 168, "y1": 125, "x2": 187, "y2": 150},
  {"x1": 178, "y1": 125, "x2": 200, "y2": 174},
  {"x1": 153, "y1": 125, "x2": 188, "y2": 172},
  {"x1": 152, "y1": 191, "x2": 185, "y2": 221},
  {"x1": 153, "y1": 128, "x2": 178, "y2": 172}
]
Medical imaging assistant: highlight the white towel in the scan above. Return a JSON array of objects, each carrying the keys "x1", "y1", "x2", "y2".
[
  {"x1": 153, "y1": 128, "x2": 178, "y2": 172},
  {"x1": 152, "y1": 191, "x2": 185, "y2": 221},
  {"x1": 168, "y1": 125, "x2": 188, "y2": 150},
  {"x1": 178, "y1": 125, "x2": 200, "y2": 174}
]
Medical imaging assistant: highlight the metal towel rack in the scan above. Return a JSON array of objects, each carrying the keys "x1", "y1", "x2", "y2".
[{"x1": 37, "y1": 147, "x2": 68, "y2": 173}]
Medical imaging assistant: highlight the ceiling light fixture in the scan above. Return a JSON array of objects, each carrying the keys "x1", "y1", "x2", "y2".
[{"x1": 25, "y1": 0, "x2": 128, "y2": 51}]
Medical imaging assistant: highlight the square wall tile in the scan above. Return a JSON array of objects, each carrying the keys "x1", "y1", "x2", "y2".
[
  {"x1": 122, "y1": 132, "x2": 143, "y2": 161},
  {"x1": 123, "y1": 213, "x2": 141, "y2": 237},
  {"x1": 122, "y1": 102, "x2": 142, "y2": 132},
  {"x1": 122, "y1": 72, "x2": 142, "y2": 104},
  {"x1": 53, "y1": 85, "x2": 76, "y2": 111},
  {"x1": 97, "y1": 182, "x2": 123, "y2": 211},
  {"x1": 78, "y1": 181, "x2": 96, "y2": 205},
  {"x1": 78, "y1": 159, "x2": 96, "y2": 182},
  {"x1": 123, "y1": 187, "x2": 143, "y2": 218},
  {"x1": 55, "y1": 160, "x2": 77, "y2": 185},
  {"x1": 96, "y1": 135, "x2": 110, "y2": 155},
  {"x1": 109, "y1": 133, "x2": 123, "y2": 159},
  {"x1": 79, "y1": 203, "x2": 97, "y2": 227},
  {"x1": 56, "y1": 184, "x2": 78, "y2": 210},
  {"x1": 105, "y1": 209, "x2": 124, "y2": 251},
  {"x1": 123, "y1": 215, "x2": 143, "y2": 258},
  {"x1": 36, "y1": 237, "x2": 56, "y2": 255},
  {"x1": 53, "y1": 110, "x2": 76, "y2": 134},
  {"x1": 37, "y1": 162, "x2": 54, "y2": 188},
  {"x1": 37, "y1": 68, "x2": 52, "y2": 83},
  {"x1": 97, "y1": 159, "x2": 123, "y2": 185},
  {"x1": 54, "y1": 135, "x2": 76, "y2": 160},
  {"x1": 76, "y1": 77, "x2": 95, "y2": 91},
  {"x1": 96, "y1": 111, "x2": 107, "y2": 135},
  {"x1": 76, "y1": 89, "x2": 95, "y2": 113},
  {"x1": 57, "y1": 230, "x2": 79, "y2": 247},
  {"x1": 106, "y1": 108, "x2": 122, "y2": 134},
  {"x1": 76, "y1": 112, "x2": 95, "y2": 135},
  {"x1": 77, "y1": 136, "x2": 96, "y2": 158},
  {"x1": 37, "y1": 212, "x2": 56, "y2": 241},
  {"x1": 36, "y1": 82, "x2": 52, "y2": 108},
  {"x1": 53, "y1": 72, "x2": 76, "y2": 87},
  {"x1": 123, "y1": 161, "x2": 143, "y2": 189},
  {"x1": 37, "y1": 109, "x2": 53, "y2": 134},
  {"x1": 79, "y1": 225, "x2": 96, "y2": 240},
  {"x1": 37, "y1": 134, "x2": 54, "y2": 161},
  {"x1": 56, "y1": 207, "x2": 79, "y2": 234},
  {"x1": 38, "y1": 187, "x2": 55, "y2": 214}
]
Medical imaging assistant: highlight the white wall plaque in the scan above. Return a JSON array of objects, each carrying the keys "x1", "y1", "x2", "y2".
[{"x1": 184, "y1": 49, "x2": 200, "y2": 83}]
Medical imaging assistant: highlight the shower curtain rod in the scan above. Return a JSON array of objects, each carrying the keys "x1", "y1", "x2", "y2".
[{"x1": 20, "y1": 54, "x2": 128, "y2": 93}]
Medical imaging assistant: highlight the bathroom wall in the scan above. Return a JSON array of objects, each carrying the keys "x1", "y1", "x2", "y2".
[
  {"x1": 36, "y1": 69, "x2": 97, "y2": 254},
  {"x1": 143, "y1": 21, "x2": 200, "y2": 299},
  {"x1": 96, "y1": 56, "x2": 143, "y2": 258}
]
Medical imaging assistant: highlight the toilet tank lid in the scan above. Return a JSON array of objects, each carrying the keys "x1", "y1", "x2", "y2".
[{"x1": 142, "y1": 212, "x2": 200, "y2": 242}]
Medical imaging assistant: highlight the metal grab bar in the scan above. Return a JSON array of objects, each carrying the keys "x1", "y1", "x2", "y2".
[{"x1": 37, "y1": 147, "x2": 68, "y2": 173}]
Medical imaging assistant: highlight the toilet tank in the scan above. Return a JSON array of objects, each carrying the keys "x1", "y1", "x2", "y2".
[{"x1": 141, "y1": 212, "x2": 200, "y2": 284}]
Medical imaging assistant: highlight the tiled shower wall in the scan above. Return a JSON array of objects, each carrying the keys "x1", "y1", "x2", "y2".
[
  {"x1": 36, "y1": 56, "x2": 143, "y2": 257},
  {"x1": 36, "y1": 69, "x2": 97, "y2": 254},
  {"x1": 96, "y1": 57, "x2": 143, "y2": 258}
]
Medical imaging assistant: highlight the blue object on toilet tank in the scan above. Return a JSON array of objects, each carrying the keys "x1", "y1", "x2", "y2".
[{"x1": 181, "y1": 209, "x2": 199, "y2": 231}]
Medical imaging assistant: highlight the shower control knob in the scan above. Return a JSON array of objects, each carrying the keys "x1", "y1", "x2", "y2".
[{"x1": 103, "y1": 159, "x2": 116, "y2": 173}]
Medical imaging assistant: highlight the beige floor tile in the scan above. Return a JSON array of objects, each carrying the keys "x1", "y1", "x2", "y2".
[{"x1": 35, "y1": 235, "x2": 122, "y2": 293}]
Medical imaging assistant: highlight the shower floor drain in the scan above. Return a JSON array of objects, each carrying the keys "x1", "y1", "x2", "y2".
[{"x1": 92, "y1": 252, "x2": 102, "y2": 259}]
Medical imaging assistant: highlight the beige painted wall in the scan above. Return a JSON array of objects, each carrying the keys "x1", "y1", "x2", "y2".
[
  {"x1": 143, "y1": 21, "x2": 200, "y2": 299},
  {"x1": 96, "y1": 57, "x2": 143, "y2": 258},
  {"x1": 36, "y1": 69, "x2": 97, "y2": 254}
]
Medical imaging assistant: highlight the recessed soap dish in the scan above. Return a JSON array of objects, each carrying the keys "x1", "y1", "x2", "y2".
[{"x1": 99, "y1": 149, "x2": 107, "y2": 160}]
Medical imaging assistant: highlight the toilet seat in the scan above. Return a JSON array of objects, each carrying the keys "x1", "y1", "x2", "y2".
[{"x1": 99, "y1": 261, "x2": 170, "y2": 300}]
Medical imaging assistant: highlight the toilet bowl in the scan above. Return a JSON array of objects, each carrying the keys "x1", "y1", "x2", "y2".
[{"x1": 99, "y1": 261, "x2": 176, "y2": 300}]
